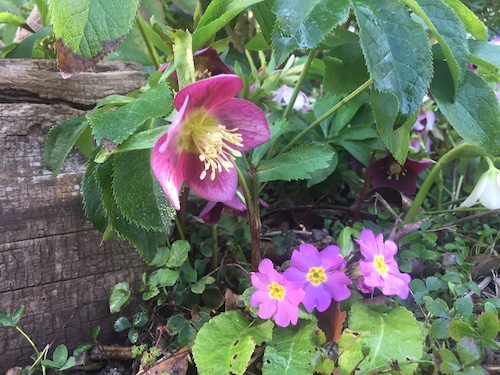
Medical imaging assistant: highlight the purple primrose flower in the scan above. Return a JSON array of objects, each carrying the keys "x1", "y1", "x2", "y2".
[
  {"x1": 250, "y1": 258, "x2": 305, "y2": 327},
  {"x1": 371, "y1": 153, "x2": 432, "y2": 195},
  {"x1": 283, "y1": 244, "x2": 351, "y2": 313},
  {"x1": 151, "y1": 75, "x2": 270, "y2": 209},
  {"x1": 355, "y1": 229, "x2": 411, "y2": 299}
]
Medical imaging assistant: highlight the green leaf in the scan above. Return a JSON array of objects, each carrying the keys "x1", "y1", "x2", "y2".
[
  {"x1": 192, "y1": 311, "x2": 273, "y2": 375},
  {"x1": 469, "y1": 40, "x2": 500, "y2": 71},
  {"x1": 448, "y1": 319, "x2": 478, "y2": 341},
  {"x1": 442, "y1": 0, "x2": 487, "y2": 40},
  {"x1": 44, "y1": 116, "x2": 89, "y2": 176},
  {"x1": 167, "y1": 240, "x2": 191, "y2": 268},
  {"x1": 256, "y1": 142, "x2": 336, "y2": 183},
  {"x1": 109, "y1": 282, "x2": 131, "y2": 313},
  {"x1": 438, "y1": 348, "x2": 462, "y2": 373},
  {"x1": 81, "y1": 150, "x2": 108, "y2": 233},
  {"x1": 404, "y1": 0, "x2": 469, "y2": 93},
  {"x1": 353, "y1": 0, "x2": 432, "y2": 115},
  {"x1": 252, "y1": 1, "x2": 275, "y2": 43},
  {"x1": 272, "y1": 0, "x2": 350, "y2": 65},
  {"x1": 456, "y1": 337, "x2": 482, "y2": 366},
  {"x1": 370, "y1": 90, "x2": 415, "y2": 164},
  {"x1": 2, "y1": 26, "x2": 53, "y2": 58},
  {"x1": 0, "y1": 305, "x2": 25, "y2": 328},
  {"x1": 307, "y1": 148, "x2": 338, "y2": 187},
  {"x1": 262, "y1": 320, "x2": 320, "y2": 375},
  {"x1": 48, "y1": 0, "x2": 139, "y2": 58},
  {"x1": 114, "y1": 317, "x2": 132, "y2": 332},
  {"x1": 53, "y1": 344, "x2": 69, "y2": 367},
  {"x1": 169, "y1": 29, "x2": 195, "y2": 88},
  {"x1": 149, "y1": 268, "x2": 179, "y2": 288},
  {"x1": 0, "y1": 11, "x2": 29, "y2": 27},
  {"x1": 192, "y1": 0, "x2": 264, "y2": 51},
  {"x1": 113, "y1": 149, "x2": 175, "y2": 232},
  {"x1": 425, "y1": 276, "x2": 441, "y2": 291},
  {"x1": 477, "y1": 311, "x2": 500, "y2": 340},
  {"x1": 430, "y1": 62, "x2": 500, "y2": 155},
  {"x1": 338, "y1": 303, "x2": 424, "y2": 374},
  {"x1": 89, "y1": 82, "x2": 173, "y2": 145},
  {"x1": 424, "y1": 297, "x2": 450, "y2": 318},
  {"x1": 252, "y1": 120, "x2": 287, "y2": 165},
  {"x1": 323, "y1": 39, "x2": 370, "y2": 95},
  {"x1": 133, "y1": 311, "x2": 149, "y2": 328},
  {"x1": 430, "y1": 318, "x2": 450, "y2": 339},
  {"x1": 59, "y1": 357, "x2": 76, "y2": 372},
  {"x1": 191, "y1": 276, "x2": 216, "y2": 294},
  {"x1": 453, "y1": 296, "x2": 473, "y2": 318}
]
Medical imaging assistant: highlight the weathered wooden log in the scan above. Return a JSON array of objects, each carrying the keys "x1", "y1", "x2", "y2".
[{"x1": 0, "y1": 59, "x2": 150, "y2": 371}]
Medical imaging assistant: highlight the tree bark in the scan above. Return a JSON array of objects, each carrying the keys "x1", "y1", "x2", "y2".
[{"x1": 0, "y1": 59, "x2": 150, "y2": 371}]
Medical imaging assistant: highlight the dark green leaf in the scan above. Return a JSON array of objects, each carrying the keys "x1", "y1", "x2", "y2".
[
  {"x1": 477, "y1": 311, "x2": 500, "y2": 340},
  {"x1": 192, "y1": 0, "x2": 264, "y2": 51},
  {"x1": 272, "y1": 0, "x2": 350, "y2": 65},
  {"x1": 307, "y1": 148, "x2": 338, "y2": 187},
  {"x1": 252, "y1": 1, "x2": 275, "y2": 43},
  {"x1": 128, "y1": 327, "x2": 139, "y2": 344},
  {"x1": 0, "y1": 305, "x2": 25, "y2": 327},
  {"x1": 113, "y1": 149, "x2": 176, "y2": 232},
  {"x1": 256, "y1": 143, "x2": 336, "y2": 183},
  {"x1": 2, "y1": 26, "x2": 53, "y2": 58},
  {"x1": 133, "y1": 312, "x2": 149, "y2": 328},
  {"x1": 149, "y1": 268, "x2": 179, "y2": 288},
  {"x1": 453, "y1": 296, "x2": 473, "y2": 318},
  {"x1": 44, "y1": 116, "x2": 89, "y2": 176},
  {"x1": 167, "y1": 315, "x2": 189, "y2": 335},
  {"x1": 424, "y1": 297, "x2": 450, "y2": 318},
  {"x1": 81, "y1": 150, "x2": 108, "y2": 233},
  {"x1": 430, "y1": 62, "x2": 500, "y2": 155},
  {"x1": 90, "y1": 82, "x2": 173, "y2": 145},
  {"x1": 353, "y1": 0, "x2": 432, "y2": 115},
  {"x1": 469, "y1": 40, "x2": 500, "y2": 71},
  {"x1": 191, "y1": 276, "x2": 216, "y2": 294},
  {"x1": 425, "y1": 276, "x2": 441, "y2": 291},
  {"x1": 167, "y1": 240, "x2": 191, "y2": 268},
  {"x1": 430, "y1": 318, "x2": 450, "y2": 339},
  {"x1": 439, "y1": 348, "x2": 461, "y2": 373},
  {"x1": 114, "y1": 317, "x2": 132, "y2": 332}
]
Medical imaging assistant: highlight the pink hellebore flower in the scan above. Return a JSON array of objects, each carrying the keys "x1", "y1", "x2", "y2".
[
  {"x1": 272, "y1": 85, "x2": 311, "y2": 113},
  {"x1": 283, "y1": 244, "x2": 351, "y2": 313},
  {"x1": 250, "y1": 258, "x2": 305, "y2": 327},
  {"x1": 152, "y1": 75, "x2": 270, "y2": 209},
  {"x1": 355, "y1": 229, "x2": 411, "y2": 299},
  {"x1": 371, "y1": 153, "x2": 432, "y2": 195}
]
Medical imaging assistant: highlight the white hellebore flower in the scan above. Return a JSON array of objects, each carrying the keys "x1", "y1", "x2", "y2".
[{"x1": 461, "y1": 161, "x2": 500, "y2": 210}]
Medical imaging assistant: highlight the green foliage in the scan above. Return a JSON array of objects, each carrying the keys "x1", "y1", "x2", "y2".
[
  {"x1": 193, "y1": 311, "x2": 273, "y2": 375},
  {"x1": 109, "y1": 282, "x2": 131, "y2": 313},
  {"x1": 48, "y1": 0, "x2": 139, "y2": 57},
  {"x1": 40, "y1": 344, "x2": 76, "y2": 371},
  {"x1": 113, "y1": 311, "x2": 148, "y2": 344},
  {"x1": 271, "y1": 0, "x2": 350, "y2": 65},
  {"x1": 338, "y1": 303, "x2": 424, "y2": 374},
  {"x1": 0, "y1": 305, "x2": 24, "y2": 327}
]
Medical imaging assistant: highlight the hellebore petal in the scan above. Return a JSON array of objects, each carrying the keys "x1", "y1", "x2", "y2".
[
  {"x1": 461, "y1": 165, "x2": 500, "y2": 210},
  {"x1": 371, "y1": 153, "x2": 432, "y2": 195}
]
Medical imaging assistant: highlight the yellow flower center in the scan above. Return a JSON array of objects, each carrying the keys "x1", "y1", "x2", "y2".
[
  {"x1": 307, "y1": 267, "x2": 327, "y2": 286},
  {"x1": 387, "y1": 162, "x2": 406, "y2": 181},
  {"x1": 177, "y1": 109, "x2": 243, "y2": 181},
  {"x1": 268, "y1": 282, "x2": 285, "y2": 300},
  {"x1": 374, "y1": 255, "x2": 388, "y2": 276}
]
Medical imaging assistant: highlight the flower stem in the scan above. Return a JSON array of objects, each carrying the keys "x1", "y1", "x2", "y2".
[
  {"x1": 210, "y1": 224, "x2": 219, "y2": 271},
  {"x1": 16, "y1": 325, "x2": 40, "y2": 358},
  {"x1": 404, "y1": 142, "x2": 487, "y2": 220},
  {"x1": 136, "y1": 16, "x2": 161, "y2": 70},
  {"x1": 236, "y1": 166, "x2": 261, "y2": 271},
  {"x1": 282, "y1": 51, "x2": 316, "y2": 121},
  {"x1": 279, "y1": 78, "x2": 373, "y2": 155}
]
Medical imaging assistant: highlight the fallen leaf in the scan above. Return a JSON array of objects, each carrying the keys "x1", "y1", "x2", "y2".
[
  {"x1": 317, "y1": 301, "x2": 346, "y2": 343},
  {"x1": 138, "y1": 346, "x2": 189, "y2": 375}
]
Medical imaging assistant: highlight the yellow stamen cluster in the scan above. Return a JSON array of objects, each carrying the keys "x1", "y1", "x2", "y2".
[
  {"x1": 387, "y1": 162, "x2": 406, "y2": 181},
  {"x1": 268, "y1": 282, "x2": 285, "y2": 300},
  {"x1": 307, "y1": 267, "x2": 327, "y2": 286},
  {"x1": 177, "y1": 110, "x2": 243, "y2": 181},
  {"x1": 374, "y1": 255, "x2": 388, "y2": 276}
]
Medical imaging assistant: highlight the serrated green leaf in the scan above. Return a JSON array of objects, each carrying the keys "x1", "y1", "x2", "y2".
[
  {"x1": 353, "y1": 0, "x2": 432, "y2": 115},
  {"x1": 469, "y1": 40, "x2": 500, "y2": 71},
  {"x1": 0, "y1": 11, "x2": 29, "y2": 27},
  {"x1": 370, "y1": 90, "x2": 414, "y2": 164},
  {"x1": 272, "y1": 0, "x2": 350, "y2": 65},
  {"x1": 454, "y1": 296, "x2": 473, "y2": 318},
  {"x1": 44, "y1": 116, "x2": 89, "y2": 176},
  {"x1": 252, "y1": 1, "x2": 275, "y2": 43},
  {"x1": 192, "y1": 0, "x2": 264, "y2": 51},
  {"x1": 149, "y1": 268, "x2": 179, "y2": 288},
  {"x1": 48, "y1": 0, "x2": 139, "y2": 58},
  {"x1": 307, "y1": 148, "x2": 338, "y2": 187},
  {"x1": 404, "y1": 0, "x2": 469, "y2": 93},
  {"x1": 338, "y1": 303, "x2": 423, "y2": 374},
  {"x1": 430, "y1": 318, "x2": 450, "y2": 339},
  {"x1": 256, "y1": 143, "x2": 336, "y2": 183},
  {"x1": 448, "y1": 319, "x2": 478, "y2": 341},
  {"x1": 457, "y1": 337, "x2": 482, "y2": 366},
  {"x1": 477, "y1": 311, "x2": 500, "y2": 340},
  {"x1": 425, "y1": 276, "x2": 441, "y2": 291},
  {"x1": 192, "y1": 311, "x2": 273, "y2": 375},
  {"x1": 109, "y1": 282, "x2": 130, "y2": 313},
  {"x1": 262, "y1": 320, "x2": 319, "y2": 375},
  {"x1": 169, "y1": 29, "x2": 195, "y2": 89},
  {"x1": 89, "y1": 82, "x2": 173, "y2": 145},
  {"x1": 430, "y1": 62, "x2": 500, "y2": 155},
  {"x1": 442, "y1": 0, "x2": 487, "y2": 40},
  {"x1": 439, "y1": 348, "x2": 461, "y2": 373},
  {"x1": 82, "y1": 150, "x2": 108, "y2": 233},
  {"x1": 114, "y1": 317, "x2": 132, "y2": 332},
  {"x1": 424, "y1": 297, "x2": 450, "y2": 318},
  {"x1": 113, "y1": 149, "x2": 175, "y2": 232},
  {"x1": 324, "y1": 41, "x2": 370, "y2": 95},
  {"x1": 167, "y1": 240, "x2": 191, "y2": 268}
]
